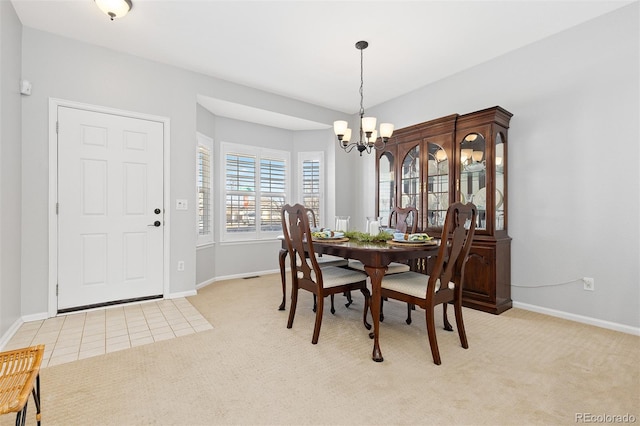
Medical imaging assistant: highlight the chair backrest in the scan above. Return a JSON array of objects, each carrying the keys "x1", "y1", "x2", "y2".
[
  {"x1": 389, "y1": 206, "x2": 418, "y2": 233},
  {"x1": 281, "y1": 204, "x2": 322, "y2": 286},
  {"x1": 427, "y1": 202, "x2": 477, "y2": 296},
  {"x1": 305, "y1": 208, "x2": 318, "y2": 228}
]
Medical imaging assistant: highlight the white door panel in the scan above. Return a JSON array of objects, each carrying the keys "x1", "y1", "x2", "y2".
[{"x1": 58, "y1": 106, "x2": 164, "y2": 310}]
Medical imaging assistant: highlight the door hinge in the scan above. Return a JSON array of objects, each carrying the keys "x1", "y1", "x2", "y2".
[
  {"x1": 56, "y1": 283, "x2": 59, "y2": 296},
  {"x1": 56, "y1": 121, "x2": 59, "y2": 134},
  {"x1": 56, "y1": 203, "x2": 59, "y2": 214}
]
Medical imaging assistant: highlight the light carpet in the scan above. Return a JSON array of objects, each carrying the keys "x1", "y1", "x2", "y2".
[{"x1": 2, "y1": 273, "x2": 638, "y2": 426}]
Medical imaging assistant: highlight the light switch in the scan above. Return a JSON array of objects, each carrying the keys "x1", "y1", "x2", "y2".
[{"x1": 176, "y1": 199, "x2": 188, "y2": 210}]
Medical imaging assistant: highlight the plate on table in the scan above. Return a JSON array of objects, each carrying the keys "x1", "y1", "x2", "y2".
[
  {"x1": 388, "y1": 239, "x2": 438, "y2": 247},
  {"x1": 313, "y1": 237, "x2": 349, "y2": 243},
  {"x1": 311, "y1": 231, "x2": 348, "y2": 242}
]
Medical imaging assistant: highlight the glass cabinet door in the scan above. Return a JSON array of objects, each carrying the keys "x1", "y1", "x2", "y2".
[
  {"x1": 400, "y1": 145, "x2": 420, "y2": 211},
  {"x1": 459, "y1": 132, "x2": 487, "y2": 230},
  {"x1": 495, "y1": 133, "x2": 505, "y2": 230},
  {"x1": 378, "y1": 152, "x2": 394, "y2": 227},
  {"x1": 427, "y1": 142, "x2": 448, "y2": 228}
]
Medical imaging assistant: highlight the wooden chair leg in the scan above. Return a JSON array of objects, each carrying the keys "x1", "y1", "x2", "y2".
[
  {"x1": 406, "y1": 303, "x2": 413, "y2": 324},
  {"x1": 287, "y1": 286, "x2": 299, "y2": 329},
  {"x1": 360, "y1": 288, "x2": 371, "y2": 330},
  {"x1": 454, "y1": 300, "x2": 468, "y2": 349},
  {"x1": 330, "y1": 294, "x2": 336, "y2": 314},
  {"x1": 344, "y1": 291, "x2": 353, "y2": 308},
  {"x1": 312, "y1": 295, "x2": 324, "y2": 344},
  {"x1": 278, "y1": 249, "x2": 287, "y2": 310},
  {"x1": 443, "y1": 302, "x2": 453, "y2": 331},
  {"x1": 425, "y1": 308, "x2": 441, "y2": 365},
  {"x1": 312, "y1": 294, "x2": 317, "y2": 312}
]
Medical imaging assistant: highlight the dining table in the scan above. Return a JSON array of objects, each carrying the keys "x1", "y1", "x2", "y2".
[{"x1": 277, "y1": 236, "x2": 439, "y2": 362}]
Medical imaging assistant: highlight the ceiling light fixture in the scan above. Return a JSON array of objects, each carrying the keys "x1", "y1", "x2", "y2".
[
  {"x1": 95, "y1": 0, "x2": 132, "y2": 21},
  {"x1": 334, "y1": 41, "x2": 394, "y2": 156}
]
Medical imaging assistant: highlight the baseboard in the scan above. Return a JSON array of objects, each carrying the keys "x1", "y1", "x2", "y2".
[
  {"x1": 22, "y1": 312, "x2": 49, "y2": 323},
  {"x1": 0, "y1": 317, "x2": 24, "y2": 350},
  {"x1": 167, "y1": 290, "x2": 198, "y2": 299},
  {"x1": 513, "y1": 301, "x2": 640, "y2": 336},
  {"x1": 196, "y1": 277, "x2": 217, "y2": 290},
  {"x1": 198, "y1": 269, "x2": 281, "y2": 289}
]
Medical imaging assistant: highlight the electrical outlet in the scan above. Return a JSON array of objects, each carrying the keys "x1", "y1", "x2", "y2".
[
  {"x1": 583, "y1": 277, "x2": 595, "y2": 291},
  {"x1": 176, "y1": 199, "x2": 188, "y2": 210},
  {"x1": 177, "y1": 261, "x2": 185, "y2": 272}
]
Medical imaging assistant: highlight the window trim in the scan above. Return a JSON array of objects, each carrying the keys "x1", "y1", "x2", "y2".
[
  {"x1": 196, "y1": 132, "x2": 214, "y2": 247},
  {"x1": 220, "y1": 141, "x2": 290, "y2": 242},
  {"x1": 297, "y1": 151, "x2": 324, "y2": 226}
]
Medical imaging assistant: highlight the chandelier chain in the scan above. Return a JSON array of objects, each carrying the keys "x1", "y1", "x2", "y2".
[{"x1": 359, "y1": 46, "x2": 365, "y2": 119}]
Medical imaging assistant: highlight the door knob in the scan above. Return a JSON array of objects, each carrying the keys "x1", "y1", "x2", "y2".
[{"x1": 148, "y1": 221, "x2": 161, "y2": 227}]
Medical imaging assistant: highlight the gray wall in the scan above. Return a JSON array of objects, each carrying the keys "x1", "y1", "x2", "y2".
[
  {"x1": 18, "y1": 26, "x2": 341, "y2": 317},
  {"x1": 0, "y1": 1, "x2": 23, "y2": 340},
  {"x1": 195, "y1": 109, "x2": 338, "y2": 286},
  {"x1": 195, "y1": 104, "x2": 216, "y2": 287},
  {"x1": 2, "y1": 2, "x2": 637, "y2": 339},
  {"x1": 211, "y1": 116, "x2": 293, "y2": 279},
  {"x1": 353, "y1": 3, "x2": 639, "y2": 328}
]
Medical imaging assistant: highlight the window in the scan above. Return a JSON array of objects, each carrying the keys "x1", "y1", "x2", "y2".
[
  {"x1": 221, "y1": 142, "x2": 289, "y2": 241},
  {"x1": 298, "y1": 152, "x2": 324, "y2": 226},
  {"x1": 197, "y1": 133, "x2": 214, "y2": 246}
]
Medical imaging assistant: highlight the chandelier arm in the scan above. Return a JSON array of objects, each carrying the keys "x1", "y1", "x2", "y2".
[{"x1": 340, "y1": 142, "x2": 358, "y2": 154}]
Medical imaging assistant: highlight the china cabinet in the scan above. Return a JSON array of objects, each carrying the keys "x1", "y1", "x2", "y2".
[{"x1": 375, "y1": 106, "x2": 512, "y2": 314}]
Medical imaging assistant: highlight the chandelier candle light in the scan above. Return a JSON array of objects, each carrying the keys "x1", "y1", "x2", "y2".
[{"x1": 334, "y1": 41, "x2": 394, "y2": 156}]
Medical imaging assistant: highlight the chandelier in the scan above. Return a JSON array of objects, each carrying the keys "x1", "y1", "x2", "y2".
[{"x1": 333, "y1": 41, "x2": 394, "y2": 156}]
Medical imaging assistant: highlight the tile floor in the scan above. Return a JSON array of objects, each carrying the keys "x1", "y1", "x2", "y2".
[{"x1": 4, "y1": 298, "x2": 213, "y2": 368}]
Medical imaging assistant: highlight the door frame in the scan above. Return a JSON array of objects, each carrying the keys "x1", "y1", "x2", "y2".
[{"x1": 48, "y1": 98, "x2": 171, "y2": 317}]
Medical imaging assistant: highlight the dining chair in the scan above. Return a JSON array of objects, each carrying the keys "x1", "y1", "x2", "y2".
[
  {"x1": 349, "y1": 204, "x2": 418, "y2": 275},
  {"x1": 281, "y1": 204, "x2": 371, "y2": 344},
  {"x1": 349, "y1": 205, "x2": 419, "y2": 322},
  {"x1": 388, "y1": 205, "x2": 418, "y2": 233},
  {"x1": 379, "y1": 202, "x2": 477, "y2": 364},
  {"x1": 304, "y1": 207, "x2": 350, "y2": 313},
  {"x1": 0, "y1": 345, "x2": 45, "y2": 426}
]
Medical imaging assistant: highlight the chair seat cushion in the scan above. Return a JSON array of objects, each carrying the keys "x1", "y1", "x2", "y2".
[
  {"x1": 381, "y1": 271, "x2": 454, "y2": 299},
  {"x1": 315, "y1": 255, "x2": 348, "y2": 268},
  {"x1": 315, "y1": 266, "x2": 368, "y2": 289},
  {"x1": 348, "y1": 260, "x2": 410, "y2": 274}
]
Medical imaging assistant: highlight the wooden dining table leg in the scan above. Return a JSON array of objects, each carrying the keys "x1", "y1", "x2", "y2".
[
  {"x1": 278, "y1": 248, "x2": 288, "y2": 310},
  {"x1": 364, "y1": 265, "x2": 387, "y2": 362}
]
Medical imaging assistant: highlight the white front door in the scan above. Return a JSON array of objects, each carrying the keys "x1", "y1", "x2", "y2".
[{"x1": 57, "y1": 106, "x2": 164, "y2": 310}]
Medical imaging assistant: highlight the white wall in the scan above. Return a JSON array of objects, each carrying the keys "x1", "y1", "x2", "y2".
[
  {"x1": 19, "y1": 28, "x2": 341, "y2": 316},
  {"x1": 354, "y1": 3, "x2": 639, "y2": 329},
  {"x1": 0, "y1": 1, "x2": 23, "y2": 340}
]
